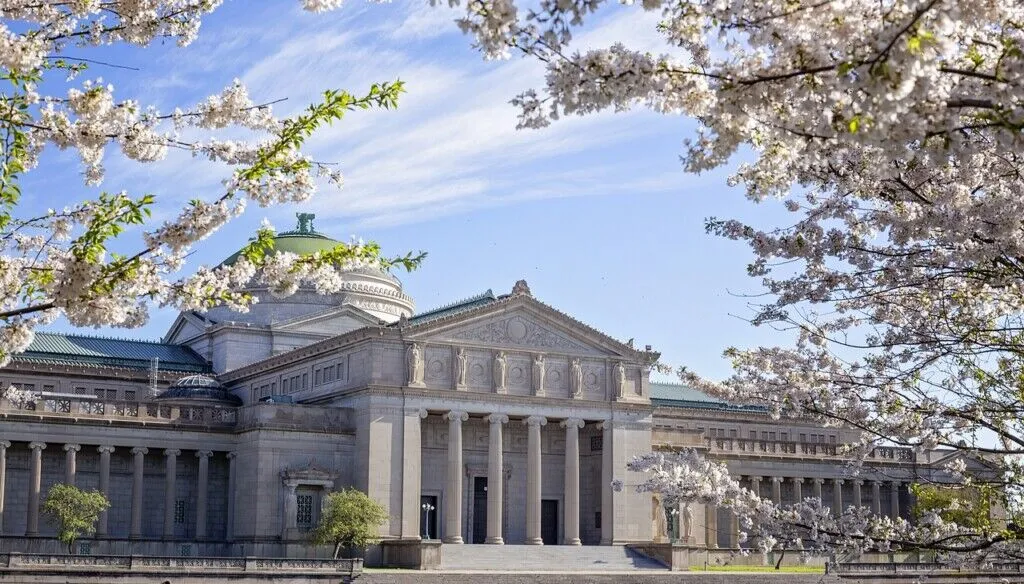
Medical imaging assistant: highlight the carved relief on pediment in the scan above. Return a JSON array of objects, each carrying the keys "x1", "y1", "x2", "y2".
[{"x1": 442, "y1": 315, "x2": 599, "y2": 354}]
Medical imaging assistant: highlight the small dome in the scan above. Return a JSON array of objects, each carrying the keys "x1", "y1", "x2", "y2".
[
  {"x1": 156, "y1": 374, "x2": 241, "y2": 406},
  {"x1": 220, "y1": 213, "x2": 341, "y2": 267}
]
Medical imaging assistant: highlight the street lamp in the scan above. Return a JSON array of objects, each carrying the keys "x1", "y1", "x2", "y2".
[{"x1": 421, "y1": 503, "x2": 436, "y2": 539}]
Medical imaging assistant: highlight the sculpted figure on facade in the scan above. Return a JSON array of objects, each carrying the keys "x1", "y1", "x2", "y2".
[
  {"x1": 493, "y1": 351, "x2": 508, "y2": 393},
  {"x1": 614, "y1": 361, "x2": 626, "y2": 398},
  {"x1": 570, "y1": 357, "x2": 583, "y2": 398},
  {"x1": 682, "y1": 503, "x2": 693, "y2": 543},
  {"x1": 532, "y1": 353, "x2": 545, "y2": 396},
  {"x1": 454, "y1": 346, "x2": 468, "y2": 389},
  {"x1": 407, "y1": 342, "x2": 425, "y2": 387}
]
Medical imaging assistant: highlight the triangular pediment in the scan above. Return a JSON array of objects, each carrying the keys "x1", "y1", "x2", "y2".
[
  {"x1": 408, "y1": 296, "x2": 638, "y2": 358},
  {"x1": 162, "y1": 311, "x2": 210, "y2": 344},
  {"x1": 274, "y1": 303, "x2": 383, "y2": 337}
]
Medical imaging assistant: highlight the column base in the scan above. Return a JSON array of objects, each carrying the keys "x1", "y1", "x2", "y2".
[
  {"x1": 484, "y1": 536, "x2": 504, "y2": 544},
  {"x1": 524, "y1": 537, "x2": 544, "y2": 545},
  {"x1": 564, "y1": 538, "x2": 582, "y2": 546},
  {"x1": 443, "y1": 536, "x2": 464, "y2": 544}
]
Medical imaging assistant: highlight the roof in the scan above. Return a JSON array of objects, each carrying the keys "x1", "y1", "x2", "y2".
[
  {"x1": 405, "y1": 289, "x2": 499, "y2": 326},
  {"x1": 15, "y1": 332, "x2": 210, "y2": 373},
  {"x1": 650, "y1": 382, "x2": 767, "y2": 413}
]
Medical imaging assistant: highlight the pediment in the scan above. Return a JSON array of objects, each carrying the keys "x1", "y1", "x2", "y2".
[
  {"x1": 163, "y1": 311, "x2": 210, "y2": 344},
  {"x1": 274, "y1": 303, "x2": 382, "y2": 337},
  {"x1": 411, "y1": 303, "x2": 632, "y2": 358}
]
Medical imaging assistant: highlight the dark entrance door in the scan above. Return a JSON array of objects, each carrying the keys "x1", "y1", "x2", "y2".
[
  {"x1": 541, "y1": 499, "x2": 558, "y2": 545},
  {"x1": 420, "y1": 495, "x2": 438, "y2": 540},
  {"x1": 472, "y1": 477, "x2": 488, "y2": 543}
]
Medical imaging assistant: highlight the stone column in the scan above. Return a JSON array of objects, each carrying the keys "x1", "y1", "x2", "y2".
[
  {"x1": 444, "y1": 410, "x2": 468, "y2": 544},
  {"x1": 871, "y1": 480, "x2": 882, "y2": 515},
  {"x1": 0, "y1": 441, "x2": 8, "y2": 536},
  {"x1": 562, "y1": 418, "x2": 584, "y2": 545},
  {"x1": 130, "y1": 447, "x2": 148, "y2": 539},
  {"x1": 728, "y1": 510, "x2": 740, "y2": 548},
  {"x1": 749, "y1": 476, "x2": 762, "y2": 499},
  {"x1": 63, "y1": 444, "x2": 80, "y2": 486},
  {"x1": 812, "y1": 478, "x2": 824, "y2": 503},
  {"x1": 485, "y1": 414, "x2": 508, "y2": 544},
  {"x1": 792, "y1": 477, "x2": 803, "y2": 503},
  {"x1": 226, "y1": 452, "x2": 237, "y2": 541},
  {"x1": 600, "y1": 421, "x2": 613, "y2": 545},
  {"x1": 771, "y1": 477, "x2": 783, "y2": 504},
  {"x1": 163, "y1": 449, "x2": 180, "y2": 539},
  {"x1": 853, "y1": 480, "x2": 863, "y2": 509},
  {"x1": 525, "y1": 415, "x2": 547, "y2": 545},
  {"x1": 195, "y1": 450, "x2": 212, "y2": 540},
  {"x1": 402, "y1": 408, "x2": 427, "y2": 540},
  {"x1": 704, "y1": 503, "x2": 718, "y2": 549},
  {"x1": 890, "y1": 481, "x2": 901, "y2": 519},
  {"x1": 26, "y1": 441, "x2": 45, "y2": 536},
  {"x1": 96, "y1": 446, "x2": 114, "y2": 537},
  {"x1": 832, "y1": 479, "x2": 844, "y2": 516}
]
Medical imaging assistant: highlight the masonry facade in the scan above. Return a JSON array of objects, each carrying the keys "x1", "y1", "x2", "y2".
[{"x1": 0, "y1": 216, "x2": 963, "y2": 562}]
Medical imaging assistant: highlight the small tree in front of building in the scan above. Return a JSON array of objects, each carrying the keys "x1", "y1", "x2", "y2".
[
  {"x1": 311, "y1": 488, "x2": 389, "y2": 559},
  {"x1": 42, "y1": 484, "x2": 111, "y2": 554}
]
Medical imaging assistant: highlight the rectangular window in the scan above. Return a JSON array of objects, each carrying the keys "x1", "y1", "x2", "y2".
[
  {"x1": 271, "y1": 382, "x2": 276, "y2": 395},
  {"x1": 829, "y1": 435, "x2": 837, "y2": 443},
  {"x1": 595, "y1": 511, "x2": 601, "y2": 529},
  {"x1": 800, "y1": 433, "x2": 807, "y2": 442},
  {"x1": 590, "y1": 435, "x2": 603, "y2": 452},
  {"x1": 174, "y1": 500, "x2": 187, "y2": 524},
  {"x1": 302, "y1": 373, "x2": 308, "y2": 389},
  {"x1": 47, "y1": 385, "x2": 59, "y2": 393},
  {"x1": 297, "y1": 494, "x2": 314, "y2": 529},
  {"x1": 760, "y1": 431, "x2": 768, "y2": 440},
  {"x1": 337, "y1": 361, "x2": 345, "y2": 380},
  {"x1": 251, "y1": 388, "x2": 259, "y2": 403},
  {"x1": 94, "y1": 389, "x2": 105, "y2": 400},
  {"x1": 749, "y1": 431, "x2": 757, "y2": 440},
  {"x1": 781, "y1": 432, "x2": 788, "y2": 442},
  {"x1": 325, "y1": 366, "x2": 334, "y2": 382},
  {"x1": 314, "y1": 369, "x2": 322, "y2": 386},
  {"x1": 729, "y1": 429, "x2": 737, "y2": 438},
  {"x1": 106, "y1": 389, "x2": 117, "y2": 400},
  {"x1": 769, "y1": 432, "x2": 776, "y2": 441},
  {"x1": 717, "y1": 428, "x2": 725, "y2": 437},
  {"x1": 125, "y1": 390, "x2": 136, "y2": 401}
]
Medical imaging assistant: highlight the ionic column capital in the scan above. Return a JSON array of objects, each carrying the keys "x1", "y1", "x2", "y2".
[
  {"x1": 163, "y1": 448, "x2": 181, "y2": 457},
  {"x1": 28, "y1": 441, "x2": 46, "y2": 451},
  {"x1": 406, "y1": 407, "x2": 428, "y2": 418},
  {"x1": 833, "y1": 478, "x2": 845, "y2": 485},
  {"x1": 446, "y1": 410, "x2": 469, "y2": 423},
  {"x1": 525, "y1": 415, "x2": 548, "y2": 427},
  {"x1": 97, "y1": 445, "x2": 115, "y2": 455},
  {"x1": 790, "y1": 477, "x2": 804, "y2": 484},
  {"x1": 561, "y1": 417, "x2": 585, "y2": 429},
  {"x1": 131, "y1": 447, "x2": 149, "y2": 456},
  {"x1": 196, "y1": 450, "x2": 214, "y2": 459},
  {"x1": 486, "y1": 413, "x2": 509, "y2": 425},
  {"x1": 749, "y1": 476, "x2": 763, "y2": 484},
  {"x1": 771, "y1": 476, "x2": 785, "y2": 484},
  {"x1": 0, "y1": 440, "x2": 11, "y2": 450},
  {"x1": 889, "y1": 480, "x2": 901, "y2": 487},
  {"x1": 871, "y1": 479, "x2": 883, "y2": 486},
  {"x1": 226, "y1": 451, "x2": 237, "y2": 460},
  {"x1": 812, "y1": 477, "x2": 825, "y2": 485},
  {"x1": 63, "y1": 443, "x2": 81, "y2": 453},
  {"x1": 853, "y1": 479, "x2": 864, "y2": 486}
]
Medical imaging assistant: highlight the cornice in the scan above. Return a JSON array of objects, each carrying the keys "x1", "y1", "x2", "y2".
[{"x1": 221, "y1": 330, "x2": 390, "y2": 383}]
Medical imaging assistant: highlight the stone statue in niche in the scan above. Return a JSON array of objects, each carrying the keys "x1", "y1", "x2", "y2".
[
  {"x1": 682, "y1": 503, "x2": 693, "y2": 543},
  {"x1": 407, "y1": 342, "x2": 424, "y2": 386},
  {"x1": 493, "y1": 351, "x2": 508, "y2": 393},
  {"x1": 614, "y1": 361, "x2": 626, "y2": 398},
  {"x1": 653, "y1": 496, "x2": 668, "y2": 543},
  {"x1": 531, "y1": 353, "x2": 546, "y2": 396},
  {"x1": 570, "y1": 358, "x2": 583, "y2": 398},
  {"x1": 454, "y1": 347, "x2": 467, "y2": 389}
]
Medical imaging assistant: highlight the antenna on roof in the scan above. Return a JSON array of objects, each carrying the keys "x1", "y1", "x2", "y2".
[{"x1": 149, "y1": 358, "x2": 159, "y2": 396}]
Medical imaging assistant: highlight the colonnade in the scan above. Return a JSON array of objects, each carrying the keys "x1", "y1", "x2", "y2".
[
  {"x1": 703, "y1": 475, "x2": 906, "y2": 549},
  {"x1": 0, "y1": 440, "x2": 235, "y2": 540},
  {"x1": 438, "y1": 410, "x2": 598, "y2": 545}
]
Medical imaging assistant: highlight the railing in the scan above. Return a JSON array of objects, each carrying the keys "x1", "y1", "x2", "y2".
[
  {"x1": 835, "y1": 562, "x2": 1024, "y2": 574},
  {"x1": 704, "y1": 437, "x2": 916, "y2": 461},
  {"x1": 0, "y1": 553, "x2": 361, "y2": 574},
  {"x1": 0, "y1": 397, "x2": 237, "y2": 427}
]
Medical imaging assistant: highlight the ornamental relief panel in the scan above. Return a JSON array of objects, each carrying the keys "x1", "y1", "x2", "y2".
[
  {"x1": 424, "y1": 345, "x2": 451, "y2": 386},
  {"x1": 437, "y1": 314, "x2": 603, "y2": 355}
]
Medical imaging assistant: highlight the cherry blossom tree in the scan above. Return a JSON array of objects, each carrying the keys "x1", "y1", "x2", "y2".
[
  {"x1": 0, "y1": 0, "x2": 422, "y2": 366},
  {"x1": 443, "y1": 0, "x2": 1024, "y2": 563}
]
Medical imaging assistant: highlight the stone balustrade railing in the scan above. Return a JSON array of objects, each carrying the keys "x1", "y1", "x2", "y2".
[
  {"x1": 0, "y1": 552, "x2": 361, "y2": 574},
  {"x1": 0, "y1": 397, "x2": 237, "y2": 427},
  {"x1": 704, "y1": 437, "x2": 916, "y2": 462},
  {"x1": 834, "y1": 562, "x2": 1024, "y2": 574}
]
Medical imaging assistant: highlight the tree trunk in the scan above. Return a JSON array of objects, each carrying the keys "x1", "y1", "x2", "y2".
[
  {"x1": 333, "y1": 541, "x2": 342, "y2": 559},
  {"x1": 775, "y1": 548, "x2": 786, "y2": 570}
]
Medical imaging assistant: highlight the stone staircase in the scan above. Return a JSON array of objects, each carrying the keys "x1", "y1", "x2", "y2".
[{"x1": 439, "y1": 544, "x2": 668, "y2": 571}]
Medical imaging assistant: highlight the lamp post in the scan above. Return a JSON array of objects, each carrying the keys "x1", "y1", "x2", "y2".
[{"x1": 421, "y1": 503, "x2": 436, "y2": 539}]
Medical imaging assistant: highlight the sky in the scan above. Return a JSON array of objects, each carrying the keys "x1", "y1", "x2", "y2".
[{"x1": 24, "y1": 0, "x2": 796, "y2": 383}]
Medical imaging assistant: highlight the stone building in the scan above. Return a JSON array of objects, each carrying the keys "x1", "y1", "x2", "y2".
[{"x1": 0, "y1": 215, "x2": 963, "y2": 562}]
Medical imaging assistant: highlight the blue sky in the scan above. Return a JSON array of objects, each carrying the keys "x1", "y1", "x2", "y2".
[{"x1": 25, "y1": 0, "x2": 794, "y2": 382}]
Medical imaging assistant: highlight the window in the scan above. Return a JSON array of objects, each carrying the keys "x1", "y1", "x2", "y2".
[
  {"x1": 769, "y1": 432, "x2": 776, "y2": 441},
  {"x1": 337, "y1": 361, "x2": 345, "y2": 380},
  {"x1": 829, "y1": 435, "x2": 837, "y2": 443},
  {"x1": 590, "y1": 435, "x2": 603, "y2": 452},
  {"x1": 799, "y1": 433, "x2": 807, "y2": 442},
  {"x1": 314, "y1": 369, "x2": 321, "y2": 386},
  {"x1": 749, "y1": 431, "x2": 757, "y2": 440},
  {"x1": 94, "y1": 389, "x2": 105, "y2": 400},
  {"x1": 729, "y1": 429, "x2": 737, "y2": 438},
  {"x1": 302, "y1": 373, "x2": 308, "y2": 389},
  {"x1": 271, "y1": 382, "x2": 276, "y2": 395},
  {"x1": 47, "y1": 385, "x2": 59, "y2": 393},
  {"x1": 297, "y1": 494, "x2": 314, "y2": 530},
  {"x1": 106, "y1": 389, "x2": 117, "y2": 400},
  {"x1": 716, "y1": 428, "x2": 725, "y2": 437},
  {"x1": 595, "y1": 511, "x2": 601, "y2": 529},
  {"x1": 251, "y1": 388, "x2": 259, "y2": 402},
  {"x1": 125, "y1": 390, "x2": 136, "y2": 401},
  {"x1": 760, "y1": 431, "x2": 768, "y2": 440},
  {"x1": 781, "y1": 432, "x2": 788, "y2": 442},
  {"x1": 174, "y1": 500, "x2": 187, "y2": 524}
]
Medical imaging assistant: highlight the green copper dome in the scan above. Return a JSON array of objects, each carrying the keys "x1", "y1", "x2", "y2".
[{"x1": 220, "y1": 213, "x2": 341, "y2": 267}]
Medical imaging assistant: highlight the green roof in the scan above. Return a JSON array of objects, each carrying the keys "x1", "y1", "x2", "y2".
[
  {"x1": 406, "y1": 290, "x2": 498, "y2": 325},
  {"x1": 16, "y1": 332, "x2": 210, "y2": 373},
  {"x1": 220, "y1": 213, "x2": 341, "y2": 266},
  {"x1": 650, "y1": 382, "x2": 766, "y2": 413}
]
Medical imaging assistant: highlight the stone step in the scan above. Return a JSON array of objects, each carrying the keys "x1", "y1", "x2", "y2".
[{"x1": 439, "y1": 544, "x2": 668, "y2": 571}]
